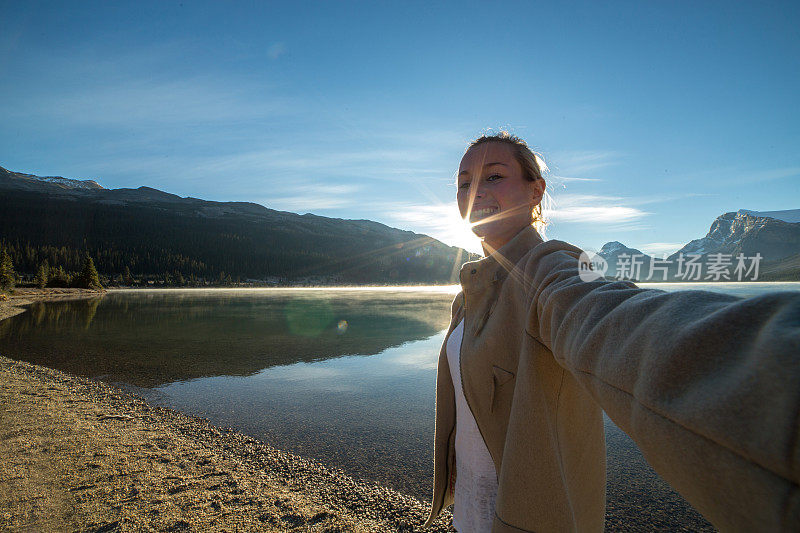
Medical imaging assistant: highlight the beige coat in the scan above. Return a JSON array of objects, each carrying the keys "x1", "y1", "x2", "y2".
[{"x1": 425, "y1": 226, "x2": 800, "y2": 532}]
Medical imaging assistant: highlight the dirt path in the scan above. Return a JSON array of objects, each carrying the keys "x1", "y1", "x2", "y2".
[{"x1": 0, "y1": 357, "x2": 450, "y2": 532}]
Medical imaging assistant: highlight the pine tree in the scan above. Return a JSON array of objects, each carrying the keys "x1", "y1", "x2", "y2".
[
  {"x1": 49, "y1": 265, "x2": 71, "y2": 287},
  {"x1": 77, "y1": 253, "x2": 102, "y2": 290},
  {"x1": 34, "y1": 260, "x2": 50, "y2": 288},
  {"x1": 123, "y1": 266, "x2": 134, "y2": 286},
  {"x1": 0, "y1": 249, "x2": 15, "y2": 291}
]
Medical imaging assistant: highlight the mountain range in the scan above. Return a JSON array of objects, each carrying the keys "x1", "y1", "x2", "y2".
[
  {"x1": 0, "y1": 166, "x2": 478, "y2": 285},
  {"x1": 596, "y1": 209, "x2": 800, "y2": 282},
  {"x1": 1, "y1": 165, "x2": 797, "y2": 283}
]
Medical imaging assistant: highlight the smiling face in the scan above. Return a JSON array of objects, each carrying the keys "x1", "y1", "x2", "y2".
[{"x1": 457, "y1": 141, "x2": 545, "y2": 253}]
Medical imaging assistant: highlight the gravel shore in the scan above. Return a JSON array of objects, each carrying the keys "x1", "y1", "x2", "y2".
[{"x1": 0, "y1": 355, "x2": 450, "y2": 532}]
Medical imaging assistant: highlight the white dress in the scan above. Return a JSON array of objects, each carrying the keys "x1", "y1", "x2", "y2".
[{"x1": 446, "y1": 319, "x2": 499, "y2": 532}]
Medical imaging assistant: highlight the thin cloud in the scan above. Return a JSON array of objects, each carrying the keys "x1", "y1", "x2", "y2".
[
  {"x1": 638, "y1": 242, "x2": 687, "y2": 257},
  {"x1": 743, "y1": 166, "x2": 800, "y2": 183},
  {"x1": 550, "y1": 150, "x2": 621, "y2": 175},
  {"x1": 619, "y1": 192, "x2": 712, "y2": 205},
  {"x1": 2, "y1": 44, "x2": 293, "y2": 130},
  {"x1": 602, "y1": 222, "x2": 654, "y2": 232},
  {"x1": 549, "y1": 205, "x2": 647, "y2": 224},
  {"x1": 549, "y1": 192, "x2": 708, "y2": 208},
  {"x1": 268, "y1": 195, "x2": 355, "y2": 211},
  {"x1": 21, "y1": 77, "x2": 290, "y2": 128},
  {"x1": 267, "y1": 183, "x2": 362, "y2": 212},
  {"x1": 552, "y1": 194, "x2": 626, "y2": 206},
  {"x1": 76, "y1": 145, "x2": 453, "y2": 190},
  {"x1": 192, "y1": 146, "x2": 456, "y2": 184},
  {"x1": 550, "y1": 175, "x2": 603, "y2": 183},
  {"x1": 547, "y1": 193, "x2": 649, "y2": 227}
]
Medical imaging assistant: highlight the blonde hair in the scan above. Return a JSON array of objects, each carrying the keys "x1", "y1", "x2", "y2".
[{"x1": 466, "y1": 131, "x2": 550, "y2": 232}]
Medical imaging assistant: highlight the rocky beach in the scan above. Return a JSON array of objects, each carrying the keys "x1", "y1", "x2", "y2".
[{"x1": 0, "y1": 356, "x2": 448, "y2": 532}]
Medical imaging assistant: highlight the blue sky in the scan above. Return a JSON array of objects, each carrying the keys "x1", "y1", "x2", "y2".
[{"x1": 1, "y1": 1, "x2": 798, "y2": 255}]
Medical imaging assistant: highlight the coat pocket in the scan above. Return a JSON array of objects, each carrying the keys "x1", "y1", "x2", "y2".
[{"x1": 490, "y1": 365, "x2": 515, "y2": 413}]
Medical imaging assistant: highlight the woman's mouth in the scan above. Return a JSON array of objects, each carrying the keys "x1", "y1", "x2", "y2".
[{"x1": 470, "y1": 207, "x2": 498, "y2": 223}]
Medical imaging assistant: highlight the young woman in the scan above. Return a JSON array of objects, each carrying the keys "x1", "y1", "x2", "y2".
[{"x1": 424, "y1": 133, "x2": 800, "y2": 532}]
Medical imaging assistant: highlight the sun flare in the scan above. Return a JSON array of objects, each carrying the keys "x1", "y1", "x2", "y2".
[{"x1": 448, "y1": 213, "x2": 483, "y2": 255}]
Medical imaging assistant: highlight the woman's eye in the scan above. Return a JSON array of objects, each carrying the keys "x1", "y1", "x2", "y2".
[
  {"x1": 458, "y1": 182, "x2": 470, "y2": 189},
  {"x1": 486, "y1": 174, "x2": 503, "y2": 181}
]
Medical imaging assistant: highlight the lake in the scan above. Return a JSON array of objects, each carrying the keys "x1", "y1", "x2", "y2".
[{"x1": 2, "y1": 282, "x2": 798, "y2": 531}]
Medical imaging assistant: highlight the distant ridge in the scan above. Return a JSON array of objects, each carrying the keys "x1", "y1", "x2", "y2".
[
  {"x1": 737, "y1": 208, "x2": 800, "y2": 224},
  {"x1": 596, "y1": 209, "x2": 800, "y2": 281},
  {"x1": 668, "y1": 209, "x2": 800, "y2": 263},
  {"x1": 0, "y1": 166, "x2": 104, "y2": 190},
  {"x1": 0, "y1": 165, "x2": 478, "y2": 285}
]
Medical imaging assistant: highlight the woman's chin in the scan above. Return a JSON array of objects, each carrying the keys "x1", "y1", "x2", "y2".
[
  {"x1": 470, "y1": 219, "x2": 503, "y2": 240},
  {"x1": 471, "y1": 222, "x2": 532, "y2": 250},
  {"x1": 470, "y1": 225, "x2": 489, "y2": 239}
]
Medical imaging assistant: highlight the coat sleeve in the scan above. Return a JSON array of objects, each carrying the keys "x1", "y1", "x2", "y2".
[{"x1": 522, "y1": 240, "x2": 800, "y2": 532}]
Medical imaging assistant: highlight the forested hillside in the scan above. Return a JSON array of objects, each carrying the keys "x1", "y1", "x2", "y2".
[{"x1": 0, "y1": 167, "x2": 475, "y2": 286}]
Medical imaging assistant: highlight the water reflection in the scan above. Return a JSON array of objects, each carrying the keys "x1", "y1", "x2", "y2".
[
  {"x1": 157, "y1": 331, "x2": 446, "y2": 497},
  {"x1": 0, "y1": 289, "x2": 455, "y2": 388}
]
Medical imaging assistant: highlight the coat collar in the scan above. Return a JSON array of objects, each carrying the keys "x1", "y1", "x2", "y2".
[{"x1": 460, "y1": 225, "x2": 545, "y2": 293}]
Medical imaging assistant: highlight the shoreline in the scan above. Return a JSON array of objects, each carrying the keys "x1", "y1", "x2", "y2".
[
  {"x1": 0, "y1": 355, "x2": 449, "y2": 531},
  {"x1": 0, "y1": 290, "x2": 450, "y2": 531},
  {"x1": 0, "y1": 287, "x2": 106, "y2": 322}
]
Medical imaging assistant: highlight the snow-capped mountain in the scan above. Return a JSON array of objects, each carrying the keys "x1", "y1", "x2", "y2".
[
  {"x1": 597, "y1": 209, "x2": 800, "y2": 281},
  {"x1": 598, "y1": 241, "x2": 633, "y2": 256},
  {"x1": 597, "y1": 241, "x2": 648, "y2": 265},
  {"x1": 596, "y1": 241, "x2": 656, "y2": 280},
  {"x1": 34, "y1": 175, "x2": 104, "y2": 189},
  {"x1": 0, "y1": 166, "x2": 104, "y2": 190},
  {"x1": 668, "y1": 209, "x2": 800, "y2": 263}
]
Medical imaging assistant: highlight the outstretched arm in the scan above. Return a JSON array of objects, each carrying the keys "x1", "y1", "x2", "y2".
[{"x1": 523, "y1": 240, "x2": 800, "y2": 531}]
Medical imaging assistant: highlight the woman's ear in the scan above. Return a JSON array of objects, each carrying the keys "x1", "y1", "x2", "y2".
[{"x1": 529, "y1": 178, "x2": 546, "y2": 207}]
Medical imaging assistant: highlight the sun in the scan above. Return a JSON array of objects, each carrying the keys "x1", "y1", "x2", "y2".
[
  {"x1": 386, "y1": 202, "x2": 483, "y2": 256},
  {"x1": 442, "y1": 212, "x2": 483, "y2": 255}
]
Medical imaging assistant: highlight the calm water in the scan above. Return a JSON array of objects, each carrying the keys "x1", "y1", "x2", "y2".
[{"x1": 2, "y1": 282, "x2": 798, "y2": 529}]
